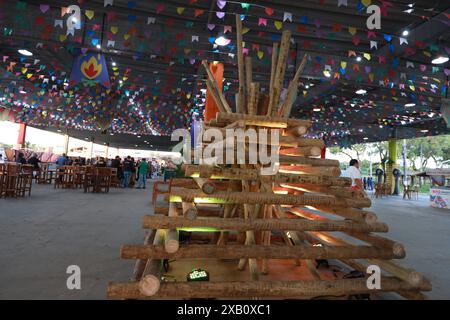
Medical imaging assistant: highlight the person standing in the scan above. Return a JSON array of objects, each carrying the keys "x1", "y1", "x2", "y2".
[
  {"x1": 342, "y1": 159, "x2": 363, "y2": 190},
  {"x1": 56, "y1": 153, "x2": 67, "y2": 167},
  {"x1": 136, "y1": 158, "x2": 149, "y2": 189},
  {"x1": 17, "y1": 152, "x2": 27, "y2": 165},
  {"x1": 122, "y1": 156, "x2": 133, "y2": 188}
]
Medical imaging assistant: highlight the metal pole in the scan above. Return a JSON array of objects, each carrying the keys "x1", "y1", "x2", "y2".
[{"x1": 402, "y1": 139, "x2": 407, "y2": 185}]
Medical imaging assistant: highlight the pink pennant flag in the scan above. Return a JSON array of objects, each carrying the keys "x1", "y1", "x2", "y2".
[
  {"x1": 258, "y1": 18, "x2": 267, "y2": 26},
  {"x1": 156, "y1": 4, "x2": 165, "y2": 14},
  {"x1": 224, "y1": 25, "x2": 232, "y2": 33}
]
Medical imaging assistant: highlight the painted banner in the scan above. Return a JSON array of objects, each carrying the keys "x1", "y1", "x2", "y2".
[
  {"x1": 69, "y1": 52, "x2": 110, "y2": 88},
  {"x1": 430, "y1": 187, "x2": 450, "y2": 210}
]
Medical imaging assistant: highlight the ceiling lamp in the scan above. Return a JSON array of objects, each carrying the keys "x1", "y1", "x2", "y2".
[
  {"x1": 355, "y1": 89, "x2": 367, "y2": 95},
  {"x1": 431, "y1": 55, "x2": 449, "y2": 65},
  {"x1": 214, "y1": 36, "x2": 231, "y2": 46},
  {"x1": 323, "y1": 70, "x2": 331, "y2": 78},
  {"x1": 402, "y1": 30, "x2": 409, "y2": 37},
  {"x1": 18, "y1": 49, "x2": 33, "y2": 56},
  {"x1": 356, "y1": 56, "x2": 362, "y2": 62},
  {"x1": 405, "y1": 103, "x2": 416, "y2": 107}
]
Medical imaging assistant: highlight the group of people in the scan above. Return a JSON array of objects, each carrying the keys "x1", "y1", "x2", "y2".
[{"x1": 111, "y1": 156, "x2": 150, "y2": 189}]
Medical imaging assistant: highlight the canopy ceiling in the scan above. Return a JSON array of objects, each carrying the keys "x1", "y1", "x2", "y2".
[{"x1": 0, "y1": 0, "x2": 449, "y2": 148}]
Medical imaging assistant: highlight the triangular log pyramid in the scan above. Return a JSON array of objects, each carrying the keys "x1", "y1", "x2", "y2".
[{"x1": 108, "y1": 15, "x2": 431, "y2": 300}]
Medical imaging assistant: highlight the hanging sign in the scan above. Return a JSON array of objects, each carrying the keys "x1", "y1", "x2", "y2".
[{"x1": 69, "y1": 52, "x2": 110, "y2": 88}]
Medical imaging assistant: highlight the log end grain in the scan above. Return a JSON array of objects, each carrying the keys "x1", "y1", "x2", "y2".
[
  {"x1": 201, "y1": 182, "x2": 217, "y2": 194},
  {"x1": 139, "y1": 275, "x2": 161, "y2": 296}
]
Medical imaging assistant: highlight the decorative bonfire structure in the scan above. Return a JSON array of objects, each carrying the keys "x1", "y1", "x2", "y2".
[{"x1": 108, "y1": 16, "x2": 431, "y2": 300}]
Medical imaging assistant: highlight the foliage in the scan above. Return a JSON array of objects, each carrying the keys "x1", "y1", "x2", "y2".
[
  {"x1": 402, "y1": 135, "x2": 450, "y2": 170},
  {"x1": 329, "y1": 143, "x2": 367, "y2": 161}
]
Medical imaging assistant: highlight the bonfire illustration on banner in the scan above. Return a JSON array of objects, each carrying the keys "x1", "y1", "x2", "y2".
[{"x1": 69, "y1": 51, "x2": 110, "y2": 88}]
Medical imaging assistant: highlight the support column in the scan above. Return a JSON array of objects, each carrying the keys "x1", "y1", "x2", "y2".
[
  {"x1": 17, "y1": 123, "x2": 27, "y2": 149},
  {"x1": 105, "y1": 143, "x2": 109, "y2": 158},
  {"x1": 320, "y1": 146, "x2": 326, "y2": 159},
  {"x1": 386, "y1": 138, "x2": 398, "y2": 195},
  {"x1": 89, "y1": 138, "x2": 94, "y2": 159},
  {"x1": 63, "y1": 132, "x2": 70, "y2": 155}
]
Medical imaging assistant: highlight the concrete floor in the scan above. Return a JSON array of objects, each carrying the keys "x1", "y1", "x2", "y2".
[{"x1": 0, "y1": 184, "x2": 449, "y2": 299}]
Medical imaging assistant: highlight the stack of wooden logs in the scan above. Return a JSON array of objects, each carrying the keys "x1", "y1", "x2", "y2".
[{"x1": 108, "y1": 15, "x2": 431, "y2": 300}]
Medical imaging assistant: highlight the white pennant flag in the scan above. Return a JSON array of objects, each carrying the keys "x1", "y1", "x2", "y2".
[
  {"x1": 400, "y1": 73, "x2": 406, "y2": 79},
  {"x1": 370, "y1": 41, "x2": 377, "y2": 49},
  {"x1": 191, "y1": 35, "x2": 199, "y2": 42},
  {"x1": 54, "y1": 20, "x2": 63, "y2": 28},
  {"x1": 406, "y1": 61, "x2": 414, "y2": 68},
  {"x1": 66, "y1": 28, "x2": 75, "y2": 36},
  {"x1": 34, "y1": 59, "x2": 40, "y2": 65},
  {"x1": 36, "y1": 43, "x2": 43, "y2": 48},
  {"x1": 147, "y1": 17, "x2": 156, "y2": 24},
  {"x1": 338, "y1": 0, "x2": 348, "y2": 7},
  {"x1": 104, "y1": 0, "x2": 113, "y2": 7},
  {"x1": 399, "y1": 37, "x2": 408, "y2": 45},
  {"x1": 107, "y1": 40, "x2": 115, "y2": 47},
  {"x1": 283, "y1": 12, "x2": 292, "y2": 22}
]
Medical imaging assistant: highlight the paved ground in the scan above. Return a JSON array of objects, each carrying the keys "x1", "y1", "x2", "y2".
[
  {"x1": 0, "y1": 184, "x2": 449, "y2": 299},
  {"x1": 369, "y1": 192, "x2": 450, "y2": 299},
  {"x1": 0, "y1": 183, "x2": 155, "y2": 299}
]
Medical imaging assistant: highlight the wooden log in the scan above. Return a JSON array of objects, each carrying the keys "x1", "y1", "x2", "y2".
[
  {"x1": 279, "y1": 165, "x2": 341, "y2": 177},
  {"x1": 164, "y1": 229, "x2": 179, "y2": 253},
  {"x1": 216, "y1": 112, "x2": 311, "y2": 128},
  {"x1": 247, "y1": 82, "x2": 259, "y2": 116},
  {"x1": 281, "y1": 184, "x2": 363, "y2": 199},
  {"x1": 269, "y1": 42, "x2": 278, "y2": 92},
  {"x1": 284, "y1": 126, "x2": 307, "y2": 137},
  {"x1": 154, "y1": 206, "x2": 169, "y2": 215},
  {"x1": 281, "y1": 54, "x2": 309, "y2": 117},
  {"x1": 121, "y1": 244, "x2": 403, "y2": 260},
  {"x1": 312, "y1": 205, "x2": 378, "y2": 224},
  {"x1": 303, "y1": 229, "x2": 425, "y2": 288},
  {"x1": 168, "y1": 189, "x2": 371, "y2": 208},
  {"x1": 184, "y1": 165, "x2": 352, "y2": 187},
  {"x1": 138, "y1": 229, "x2": 165, "y2": 296},
  {"x1": 205, "y1": 78, "x2": 227, "y2": 114},
  {"x1": 257, "y1": 93, "x2": 270, "y2": 116},
  {"x1": 107, "y1": 277, "x2": 431, "y2": 299},
  {"x1": 245, "y1": 57, "x2": 253, "y2": 97},
  {"x1": 268, "y1": 30, "x2": 291, "y2": 116},
  {"x1": 154, "y1": 206, "x2": 223, "y2": 218},
  {"x1": 279, "y1": 155, "x2": 339, "y2": 167},
  {"x1": 193, "y1": 177, "x2": 216, "y2": 194},
  {"x1": 142, "y1": 215, "x2": 388, "y2": 233},
  {"x1": 181, "y1": 202, "x2": 198, "y2": 220},
  {"x1": 132, "y1": 230, "x2": 155, "y2": 281},
  {"x1": 280, "y1": 146, "x2": 322, "y2": 157},
  {"x1": 203, "y1": 132, "x2": 323, "y2": 149},
  {"x1": 235, "y1": 14, "x2": 245, "y2": 113},
  {"x1": 202, "y1": 61, "x2": 232, "y2": 113}
]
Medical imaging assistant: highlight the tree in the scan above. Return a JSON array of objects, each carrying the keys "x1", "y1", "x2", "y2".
[
  {"x1": 351, "y1": 144, "x2": 367, "y2": 162},
  {"x1": 404, "y1": 135, "x2": 450, "y2": 170},
  {"x1": 368, "y1": 141, "x2": 388, "y2": 171},
  {"x1": 329, "y1": 143, "x2": 367, "y2": 162},
  {"x1": 329, "y1": 146, "x2": 353, "y2": 160}
]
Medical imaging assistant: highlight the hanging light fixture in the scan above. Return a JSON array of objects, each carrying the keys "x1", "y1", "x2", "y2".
[
  {"x1": 431, "y1": 55, "x2": 449, "y2": 65},
  {"x1": 214, "y1": 34, "x2": 231, "y2": 46}
]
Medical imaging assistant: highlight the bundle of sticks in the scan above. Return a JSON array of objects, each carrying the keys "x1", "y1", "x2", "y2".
[{"x1": 108, "y1": 15, "x2": 431, "y2": 300}]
